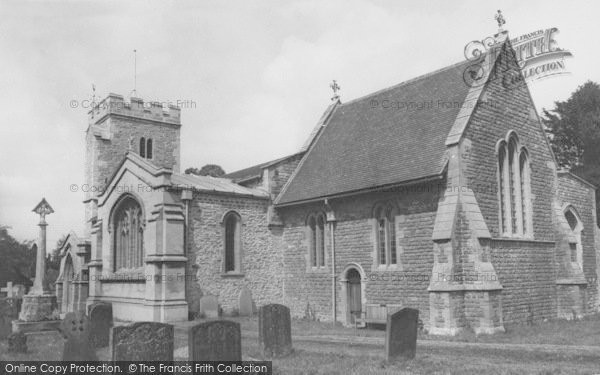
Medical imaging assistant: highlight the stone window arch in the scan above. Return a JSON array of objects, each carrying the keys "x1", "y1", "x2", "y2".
[
  {"x1": 139, "y1": 137, "x2": 146, "y2": 158},
  {"x1": 223, "y1": 211, "x2": 242, "y2": 273},
  {"x1": 146, "y1": 138, "x2": 153, "y2": 159},
  {"x1": 112, "y1": 195, "x2": 144, "y2": 271},
  {"x1": 373, "y1": 202, "x2": 398, "y2": 266},
  {"x1": 564, "y1": 205, "x2": 583, "y2": 266},
  {"x1": 306, "y1": 212, "x2": 326, "y2": 268},
  {"x1": 497, "y1": 131, "x2": 532, "y2": 237}
]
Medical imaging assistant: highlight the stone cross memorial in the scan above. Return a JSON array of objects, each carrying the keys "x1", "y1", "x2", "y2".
[
  {"x1": 189, "y1": 320, "x2": 241, "y2": 361},
  {"x1": 88, "y1": 302, "x2": 113, "y2": 348},
  {"x1": 258, "y1": 303, "x2": 293, "y2": 358},
  {"x1": 112, "y1": 322, "x2": 174, "y2": 361},
  {"x1": 59, "y1": 312, "x2": 98, "y2": 361},
  {"x1": 18, "y1": 198, "x2": 57, "y2": 323},
  {"x1": 385, "y1": 307, "x2": 419, "y2": 361}
]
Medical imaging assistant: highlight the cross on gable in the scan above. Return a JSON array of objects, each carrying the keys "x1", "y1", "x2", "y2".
[
  {"x1": 330, "y1": 80, "x2": 341, "y2": 101},
  {"x1": 495, "y1": 10, "x2": 506, "y2": 31}
]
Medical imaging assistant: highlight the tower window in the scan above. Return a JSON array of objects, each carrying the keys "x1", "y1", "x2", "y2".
[
  {"x1": 146, "y1": 138, "x2": 153, "y2": 159},
  {"x1": 139, "y1": 137, "x2": 146, "y2": 158},
  {"x1": 139, "y1": 137, "x2": 153, "y2": 159}
]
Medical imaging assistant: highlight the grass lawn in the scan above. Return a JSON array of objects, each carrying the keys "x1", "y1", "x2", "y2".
[
  {"x1": 1, "y1": 314, "x2": 599, "y2": 374},
  {"x1": 1, "y1": 331, "x2": 598, "y2": 375},
  {"x1": 232, "y1": 313, "x2": 600, "y2": 346}
]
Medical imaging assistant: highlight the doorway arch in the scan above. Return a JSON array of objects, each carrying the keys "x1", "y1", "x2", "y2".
[{"x1": 339, "y1": 263, "x2": 366, "y2": 326}]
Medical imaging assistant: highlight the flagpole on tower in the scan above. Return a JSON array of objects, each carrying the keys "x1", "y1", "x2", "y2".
[{"x1": 132, "y1": 49, "x2": 137, "y2": 97}]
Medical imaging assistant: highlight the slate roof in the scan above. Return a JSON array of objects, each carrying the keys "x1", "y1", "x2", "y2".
[
  {"x1": 102, "y1": 153, "x2": 269, "y2": 200},
  {"x1": 276, "y1": 59, "x2": 473, "y2": 205},
  {"x1": 223, "y1": 153, "x2": 302, "y2": 183},
  {"x1": 171, "y1": 172, "x2": 269, "y2": 198}
]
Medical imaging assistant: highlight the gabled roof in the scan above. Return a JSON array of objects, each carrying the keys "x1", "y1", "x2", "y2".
[
  {"x1": 276, "y1": 58, "x2": 475, "y2": 205},
  {"x1": 172, "y1": 172, "x2": 269, "y2": 198},
  {"x1": 99, "y1": 152, "x2": 269, "y2": 203}
]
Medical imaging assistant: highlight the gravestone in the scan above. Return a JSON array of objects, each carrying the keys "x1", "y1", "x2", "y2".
[
  {"x1": 7, "y1": 332, "x2": 27, "y2": 353},
  {"x1": 258, "y1": 303, "x2": 293, "y2": 358},
  {"x1": 1, "y1": 282, "x2": 13, "y2": 297},
  {"x1": 189, "y1": 320, "x2": 241, "y2": 361},
  {"x1": 385, "y1": 307, "x2": 419, "y2": 361},
  {"x1": 13, "y1": 284, "x2": 26, "y2": 299},
  {"x1": 0, "y1": 298, "x2": 19, "y2": 339},
  {"x1": 88, "y1": 302, "x2": 112, "y2": 348},
  {"x1": 199, "y1": 295, "x2": 219, "y2": 318},
  {"x1": 112, "y1": 322, "x2": 174, "y2": 361},
  {"x1": 238, "y1": 287, "x2": 253, "y2": 316},
  {"x1": 59, "y1": 312, "x2": 97, "y2": 361}
]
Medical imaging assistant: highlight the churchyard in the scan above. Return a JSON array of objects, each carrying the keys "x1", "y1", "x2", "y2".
[{"x1": 1, "y1": 295, "x2": 599, "y2": 375}]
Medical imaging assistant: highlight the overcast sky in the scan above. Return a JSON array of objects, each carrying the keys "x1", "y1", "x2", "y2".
[{"x1": 1, "y1": 0, "x2": 598, "y2": 247}]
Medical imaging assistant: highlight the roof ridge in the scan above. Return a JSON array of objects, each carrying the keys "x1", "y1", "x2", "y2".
[{"x1": 341, "y1": 58, "x2": 472, "y2": 107}]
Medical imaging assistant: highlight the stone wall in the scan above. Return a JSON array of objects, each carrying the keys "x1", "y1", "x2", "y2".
[
  {"x1": 459, "y1": 42, "x2": 561, "y2": 324},
  {"x1": 278, "y1": 182, "x2": 441, "y2": 324},
  {"x1": 557, "y1": 173, "x2": 599, "y2": 313},
  {"x1": 490, "y1": 239, "x2": 556, "y2": 323},
  {"x1": 187, "y1": 193, "x2": 283, "y2": 315}
]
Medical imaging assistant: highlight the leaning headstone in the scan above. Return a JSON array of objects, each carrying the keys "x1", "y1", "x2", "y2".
[
  {"x1": 7, "y1": 332, "x2": 27, "y2": 353},
  {"x1": 88, "y1": 302, "x2": 112, "y2": 348},
  {"x1": 199, "y1": 295, "x2": 219, "y2": 318},
  {"x1": 13, "y1": 284, "x2": 26, "y2": 299},
  {"x1": 0, "y1": 298, "x2": 19, "y2": 339},
  {"x1": 238, "y1": 287, "x2": 253, "y2": 316},
  {"x1": 259, "y1": 303, "x2": 293, "y2": 358},
  {"x1": 59, "y1": 312, "x2": 97, "y2": 361},
  {"x1": 112, "y1": 322, "x2": 174, "y2": 361},
  {"x1": 385, "y1": 307, "x2": 419, "y2": 361},
  {"x1": 189, "y1": 320, "x2": 241, "y2": 361}
]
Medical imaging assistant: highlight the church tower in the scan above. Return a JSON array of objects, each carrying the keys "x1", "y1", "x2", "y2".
[{"x1": 84, "y1": 93, "x2": 181, "y2": 236}]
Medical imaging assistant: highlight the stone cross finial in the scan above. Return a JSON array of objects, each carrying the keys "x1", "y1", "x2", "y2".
[
  {"x1": 495, "y1": 10, "x2": 506, "y2": 32},
  {"x1": 32, "y1": 198, "x2": 54, "y2": 225},
  {"x1": 330, "y1": 80, "x2": 340, "y2": 101},
  {"x1": 30, "y1": 198, "x2": 54, "y2": 295}
]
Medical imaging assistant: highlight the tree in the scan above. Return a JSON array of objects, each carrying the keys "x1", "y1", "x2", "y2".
[
  {"x1": 542, "y1": 81, "x2": 600, "y2": 225},
  {"x1": 0, "y1": 225, "x2": 35, "y2": 287},
  {"x1": 185, "y1": 164, "x2": 226, "y2": 177}
]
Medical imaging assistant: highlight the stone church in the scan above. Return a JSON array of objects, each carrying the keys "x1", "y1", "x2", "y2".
[{"x1": 56, "y1": 33, "x2": 600, "y2": 335}]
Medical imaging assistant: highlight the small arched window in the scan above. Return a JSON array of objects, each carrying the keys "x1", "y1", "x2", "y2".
[
  {"x1": 146, "y1": 138, "x2": 153, "y2": 159},
  {"x1": 564, "y1": 207, "x2": 583, "y2": 265},
  {"x1": 374, "y1": 203, "x2": 398, "y2": 266},
  {"x1": 223, "y1": 211, "x2": 242, "y2": 273},
  {"x1": 139, "y1": 137, "x2": 146, "y2": 158},
  {"x1": 113, "y1": 196, "x2": 144, "y2": 271},
  {"x1": 307, "y1": 213, "x2": 326, "y2": 268}
]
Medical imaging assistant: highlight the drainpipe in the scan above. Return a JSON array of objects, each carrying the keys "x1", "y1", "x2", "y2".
[
  {"x1": 181, "y1": 189, "x2": 193, "y2": 309},
  {"x1": 325, "y1": 199, "x2": 337, "y2": 325}
]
